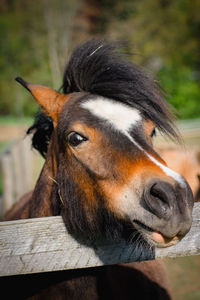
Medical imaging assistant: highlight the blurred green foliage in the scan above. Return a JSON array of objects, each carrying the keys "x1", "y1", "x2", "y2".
[
  {"x1": 158, "y1": 66, "x2": 200, "y2": 119},
  {"x1": 98, "y1": 0, "x2": 200, "y2": 119},
  {"x1": 0, "y1": 0, "x2": 199, "y2": 119},
  {"x1": 0, "y1": 2, "x2": 50, "y2": 117}
]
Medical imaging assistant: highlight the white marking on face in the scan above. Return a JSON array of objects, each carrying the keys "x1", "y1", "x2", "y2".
[
  {"x1": 82, "y1": 97, "x2": 141, "y2": 133},
  {"x1": 146, "y1": 153, "x2": 185, "y2": 187},
  {"x1": 82, "y1": 97, "x2": 185, "y2": 187}
]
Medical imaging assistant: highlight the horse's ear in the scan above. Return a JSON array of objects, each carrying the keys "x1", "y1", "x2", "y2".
[{"x1": 15, "y1": 77, "x2": 69, "y2": 124}]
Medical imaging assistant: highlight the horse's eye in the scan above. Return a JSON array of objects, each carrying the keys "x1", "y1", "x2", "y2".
[
  {"x1": 150, "y1": 128, "x2": 156, "y2": 138},
  {"x1": 67, "y1": 132, "x2": 88, "y2": 147}
]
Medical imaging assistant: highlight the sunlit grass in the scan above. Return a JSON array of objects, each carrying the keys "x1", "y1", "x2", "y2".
[
  {"x1": 0, "y1": 116, "x2": 32, "y2": 125},
  {"x1": 164, "y1": 256, "x2": 200, "y2": 300}
]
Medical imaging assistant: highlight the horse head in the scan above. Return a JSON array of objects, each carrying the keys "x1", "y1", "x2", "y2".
[{"x1": 16, "y1": 40, "x2": 193, "y2": 248}]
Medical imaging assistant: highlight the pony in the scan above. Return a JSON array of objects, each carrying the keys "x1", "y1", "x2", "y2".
[
  {"x1": 4, "y1": 40, "x2": 194, "y2": 299},
  {"x1": 158, "y1": 147, "x2": 200, "y2": 202}
]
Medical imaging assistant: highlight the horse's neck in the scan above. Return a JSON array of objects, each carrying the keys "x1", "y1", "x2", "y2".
[{"x1": 28, "y1": 134, "x2": 59, "y2": 218}]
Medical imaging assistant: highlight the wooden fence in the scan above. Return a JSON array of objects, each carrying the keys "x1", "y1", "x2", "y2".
[
  {"x1": 0, "y1": 203, "x2": 200, "y2": 277},
  {"x1": 0, "y1": 136, "x2": 40, "y2": 219}
]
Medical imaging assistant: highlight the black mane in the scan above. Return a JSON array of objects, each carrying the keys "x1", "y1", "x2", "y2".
[{"x1": 28, "y1": 39, "x2": 178, "y2": 157}]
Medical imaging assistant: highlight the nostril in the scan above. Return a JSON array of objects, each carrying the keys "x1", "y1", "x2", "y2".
[
  {"x1": 150, "y1": 183, "x2": 169, "y2": 204},
  {"x1": 144, "y1": 182, "x2": 174, "y2": 220}
]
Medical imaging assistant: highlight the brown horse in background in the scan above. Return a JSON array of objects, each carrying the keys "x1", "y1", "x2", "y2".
[
  {"x1": 158, "y1": 147, "x2": 200, "y2": 201},
  {"x1": 4, "y1": 40, "x2": 194, "y2": 299}
]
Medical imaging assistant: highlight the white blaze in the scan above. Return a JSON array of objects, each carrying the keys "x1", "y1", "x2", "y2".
[
  {"x1": 82, "y1": 97, "x2": 141, "y2": 133},
  {"x1": 82, "y1": 97, "x2": 185, "y2": 187}
]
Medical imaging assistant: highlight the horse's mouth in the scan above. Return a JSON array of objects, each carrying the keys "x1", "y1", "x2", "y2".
[{"x1": 133, "y1": 220, "x2": 181, "y2": 248}]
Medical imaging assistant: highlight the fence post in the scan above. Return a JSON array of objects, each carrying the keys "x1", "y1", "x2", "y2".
[
  {"x1": 21, "y1": 136, "x2": 33, "y2": 194},
  {"x1": 0, "y1": 154, "x2": 14, "y2": 217},
  {"x1": 11, "y1": 142, "x2": 23, "y2": 201}
]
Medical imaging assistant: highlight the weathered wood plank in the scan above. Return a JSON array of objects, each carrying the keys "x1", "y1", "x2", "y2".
[
  {"x1": 0, "y1": 203, "x2": 200, "y2": 277},
  {"x1": 0, "y1": 154, "x2": 14, "y2": 216},
  {"x1": 11, "y1": 142, "x2": 24, "y2": 201},
  {"x1": 0, "y1": 138, "x2": 34, "y2": 217}
]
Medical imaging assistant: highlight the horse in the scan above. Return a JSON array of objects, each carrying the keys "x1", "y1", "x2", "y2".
[
  {"x1": 4, "y1": 40, "x2": 194, "y2": 299},
  {"x1": 158, "y1": 147, "x2": 200, "y2": 202}
]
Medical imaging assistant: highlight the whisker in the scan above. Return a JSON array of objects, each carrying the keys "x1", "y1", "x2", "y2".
[{"x1": 48, "y1": 176, "x2": 64, "y2": 205}]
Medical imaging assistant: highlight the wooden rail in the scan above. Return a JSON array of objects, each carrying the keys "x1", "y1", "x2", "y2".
[
  {"x1": 0, "y1": 203, "x2": 200, "y2": 277},
  {"x1": 0, "y1": 136, "x2": 36, "y2": 218}
]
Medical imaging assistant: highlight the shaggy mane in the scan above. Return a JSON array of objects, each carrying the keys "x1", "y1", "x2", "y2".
[{"x1": 28, "y1": 39, "x2": 179, "y2": 157}]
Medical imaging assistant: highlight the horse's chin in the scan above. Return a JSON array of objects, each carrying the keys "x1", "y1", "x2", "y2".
[
  {"x1": 132, "y1": 221, "x2": 181, "y2": 248},
  {"x1": 150, "y1": 232, "x2": 181, "y2": 248}
]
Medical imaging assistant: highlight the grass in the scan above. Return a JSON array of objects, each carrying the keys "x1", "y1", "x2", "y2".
[
  {"x1": 0, "y1": 115, "x2": 32, "y2": 125},
  {"x1": 0, "y1": 141, "x2": 9, "y2": 153},
  {"x1": 164, "y1": 256, "x2": 200, "y2": 300}
]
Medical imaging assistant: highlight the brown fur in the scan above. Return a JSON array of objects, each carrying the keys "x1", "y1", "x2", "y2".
[
  {"x1": 158, "y1": 147, "x2": 200, "y2": 201},
  {"x1": 4, "y1": 93, "x2": 194, "y2": 299},
  {"x1": 1, "y1": 261, "x2": 172, "y2": 300},
  {"x1": 6, "y1": 40, "x2": 194, "y2": 298},
  {"x1": 4, "y1": 191, "x2": 32, "y2": 220},
  {"x1": 4, "y1": 121, "x2": 174, "y2": 299}
]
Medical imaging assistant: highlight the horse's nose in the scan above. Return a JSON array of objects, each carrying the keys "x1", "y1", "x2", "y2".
[
  {"x1": 144, "y1": 181, "x2": 176, "y2": 220},
  {"x1": 143, "y1": 180, "x2": 193, "y2": 240}
]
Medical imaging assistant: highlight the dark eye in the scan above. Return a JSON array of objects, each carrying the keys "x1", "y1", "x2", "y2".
[
  {"x1": 150, "y1": 128, "x2": 156, "y2": 138},
  {"x1": 67, "y1": 132, "x2": 88, "y2": 147}
]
